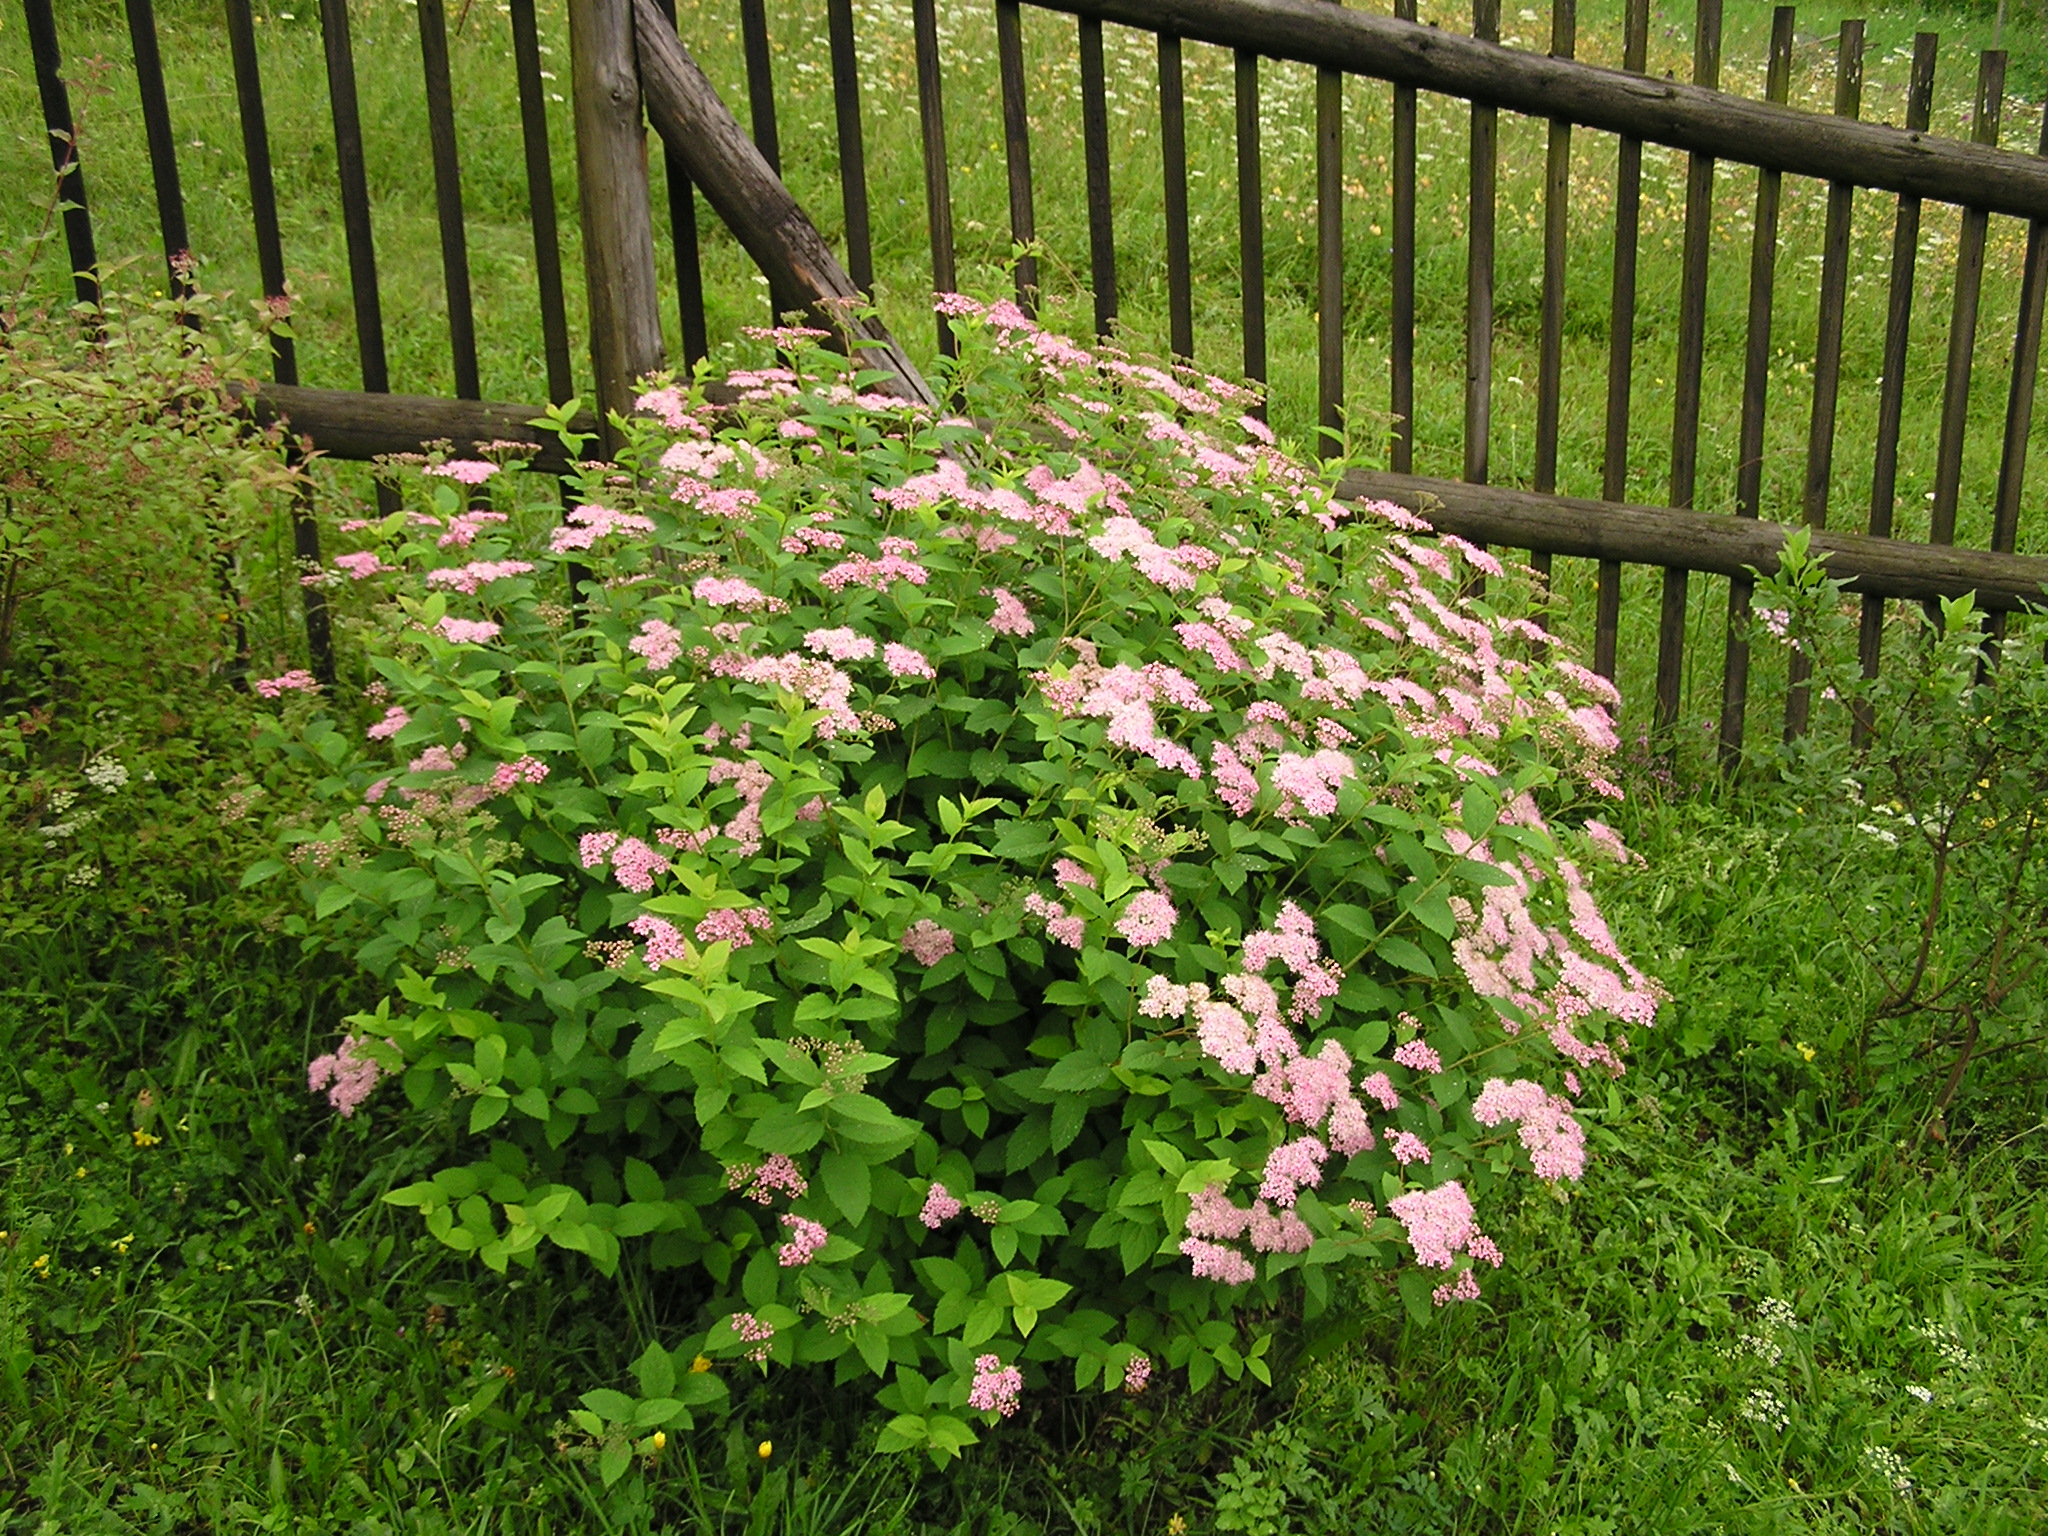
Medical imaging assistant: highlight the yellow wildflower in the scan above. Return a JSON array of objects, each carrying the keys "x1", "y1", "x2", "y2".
[
  {"x1": 1795, "y1": 1042, "x2": 1816, "y2": 1063},
  {"x1": 757, "y1": 1439, "x2": 772, "y2": 1460},
  {"x1": 132, "y1": 1129, "x2": 161, "y2": 1148},
  {"x1": 689, "y1": 1354, "x2": 713, "y2": 1374},
  {"x1": 652, "y1": 1431, "x2": 667, "y2": 1451}
]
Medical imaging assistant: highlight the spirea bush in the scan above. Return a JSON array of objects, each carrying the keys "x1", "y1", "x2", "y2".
[{"x1": 261, "y1": 298, "x2": 1660, "y2": 1470}]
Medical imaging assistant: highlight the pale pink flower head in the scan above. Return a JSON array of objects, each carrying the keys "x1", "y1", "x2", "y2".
[
  {"x1": 1115, "y1": 890, "x2": 1178, "y2": 948},
  {"x1": 882, "y1": 643, "x2": 936, "y2": 681},
  {"x1": 366, "y1": 706, "x2": 411, "y2": 741},
  {"x1": 1123, "y1": 1356, "x2": 1153, "y2": 1393},
  {"x1": 1180, "y1": 1236, "x2": 1257, "y2": 1285},
  {"x1": 1393, "y1": 1038, "x2": 1443, "y2": 1074},
  {"x1": 968, "y1": 1354, "x2": 1024, "y2": 1417},
  {"x1": 776, "y1": 1213, "x2": 828, "y2": 1267},
  {"x1": 1052, "y1": 858, "x2": 1097, "y2": 892},
  {"x1": 1257, "y1": 1136, "x2": 1328, "y2": 1206},
  {"x1": 630, "y1": 618, "x2": 683, "y2": 669},
  {"x1": 307, "y1": 1034, "x2": 394, "y2": 1118},
  {"x1": 436, "y1": 616, "x2": 501, "y2": 646},
  {"x1": 920, "y1": 1181, "x2": 965, "y2": 1229},
  {"x1": 424, "y1": 458, "x2": 498, "y2": 485},
  {"x1": 986, "y1": 586, "x2": 1034, "y2": 637},
  {"x1": 254, "y1": 669, "x2": 319, "y2": 699},
  {"x1": 902, "y1": 919, "x2": 956, "y2": 967}
]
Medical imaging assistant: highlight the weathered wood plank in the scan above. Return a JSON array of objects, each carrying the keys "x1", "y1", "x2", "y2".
[
  {"x1": 1035, "y1": 0, "x2": 2048, "y2": 221},
  {"x1": 570, "y1": 0, "x2": 666, "y2": 442},
  {"x1": 631, "y1": 0, "x2": 938, "y2": 406}
]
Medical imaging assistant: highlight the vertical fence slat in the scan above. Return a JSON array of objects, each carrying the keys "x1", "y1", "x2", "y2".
[
  {"x1": 1465, "y1": 0, "x2": 1498, "y2": 509},
  {"x1": 996, "y1": 0, "x2": 1037, "y2": 314},
  {"x1": 738, "y1": 0, "x2": 781, "y2": 172},
  {"x1": 1716, "y1": 5, "x2": 1795, "y2": 768},
  {"x1": 123, "y1": 0, "x2": 191, "y2": 301},
  {"x1": 568, "y1": 0, "x2": 665, "y2": 445},
  {"x1": 1784, "y1": 19, "x2": 1864, "y2": 740},
  {"x1": 1654, "y1": 0, "x2": 1721, "y2": 738},
  {"x1": 1316, "y1": 2, "x2": 1344, "y2": 456},
  {"x1": 317, "y1": 0, "x2": 390, "y2": 396},
  {"x1": 1856, "y1": 32, "x2": 1935, "y2": 736},
  {"x1": 1235, "y1": 48, "x2": 1267, "y2": 411},
  {"x1": 913, "y1": 0, "x2": 959, "y2": 358},
  {"x1": 23, "y1": 0, "x2": 99, "y2": 310},
  {"x1": 1531, "y1": 0, "x2": 1574, "y2": 517},
  {"x1": 1160, "y1": 33, "x2": 1194, "y2": 360},
  {"x1": 225, "y1": 0, "x2": 296, "y2": 383},
  {"x1": 1080, "y1": 16, "x2": 1118, "y2": 340},
  {"x1": 1595, "y1": 0, "x2": 1649, "y2": 685},
  {"x1": 828, "y1": 0, "x2": 875, "y2": 295},
  {"x1": 1390, "y1": 0, "x2": 1416, "y2": 473},
  {"x1": 650, "y1": 0, "x2": 710, "y2": 369},
  {"x1": 508, "y1": 0, "x2": 579, "y2": 397},
  {"x1": 1930, "y1": 50, "x2": 2006, "y2": 550},
  {"x1": 1984, "y1": 102, "x2": 2048, "y2": 654},
  {"x1": 224, "y1": 0, "x2": 328, "y2": 680},
  {"x1": 418, "y1": 0, "x2": 481, "y2": 400},
  {"x1": 739, "y1": 0, "x2": 795, "y2": 321}
]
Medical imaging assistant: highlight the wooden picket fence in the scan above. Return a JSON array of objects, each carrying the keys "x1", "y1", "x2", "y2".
[{"x1": 18, "y1": 0, "x2": 2048, "y2": 757}]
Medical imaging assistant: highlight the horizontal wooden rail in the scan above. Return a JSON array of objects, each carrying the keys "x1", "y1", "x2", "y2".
[
  {"x1": 239, "y1": 384, "x2": 599, "y2": 474},
  {"x1": 1036, "y1": 0, "x2": 2048, "y2": 222},
  {"x1": 1346, "y1": 471, "x2": 2048, "y2": 612},
  {"x1": 234, "y1": 382, "x2": 2048, "y2": 614}
]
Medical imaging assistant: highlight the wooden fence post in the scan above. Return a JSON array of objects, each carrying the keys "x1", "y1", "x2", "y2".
[{"x1": 569, "y1": 0, "x2": 665, "y2": 451}]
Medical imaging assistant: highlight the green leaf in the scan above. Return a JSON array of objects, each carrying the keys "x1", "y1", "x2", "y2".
[
  {"x1": 1376, "y1": 935, "x2": 1437, "y2": 977},
  {"x1": 632, "y1": 1344, "x2": 676, "y2": 1400},
  {"x1": 821, "y1": 1148, "x2": 873, "y2": 1223}
]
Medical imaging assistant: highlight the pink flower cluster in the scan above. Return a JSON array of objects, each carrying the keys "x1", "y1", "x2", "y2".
[
  {"x1": 695, "y1": 906, "x2": 773, "y2": 948},
  {"x1": 1035, "y1": 646, "x2": 1208, "y2": 781},
  {"x1": 730, "y1": 1310, "x2": 774, "y2": 1362},
  {"x1": 693, "y1": 575, "x2": 784, "y2": 612},
  {"x1": 986, "y1": 587, "x2": 1034, "y2": 637},
  {"x1": 728, "y1": 1153, "x2": 809, "y2": 1204},
  {"x1": 254, "y1": 669, "x2": 319, "y2": 699},
  {"x1": 629, "y1": 913, "x2": 688, "y2": 966},
  {"x1": 1123, "y1": 1356, "x2": 1152, "y2": 1394},
  {"x1": 1114, "y1": 890, "x2": 1178, "y2": 948},
  {"x1": 902, "y1": 919, "x2": 956, "y2": 967},
  {"x1": 630, "y1": 618, "x2": 682, "y2": 669},
  {"x1": 1089, "y1": 515, "x2": 1220, "y2": 593},
  {"x1": 920, "y1": 1181, "x2": 965, "y2": 1228},
  {"x1": 967, "y1": 1354, "x2": 1023, "y2": 1417},
  {"x1": 307, "y1": 1034, "x2": 394, "y2": 1118},
  {"x1": 424, "y1": 560, "x2": 533, "y2": 595},
  {"x1": 579, "y1": 831, "x2": 671, "y2": 893},
  {"x1": 423, "y1": 458, "x2": 498, "y2": 485},
  {"x1": 487, "y1": 756, "x2": 549, "y2": 793},
  {"x1": 437, "y1": 509, "x2": 509, "y2": 548},
  {"x1": 436, "y1": 616, "x2": 501, "y2": 645},
  {"x1": 819, "y1": 539, "x2": 930, "y2": 592},
  {"x1": 1023, "y1": 891, "x2": 1085, "y2": 949},
  {"x1": 1471, "y1": 1077, "x2": 1587, "y2": 1182},
  {"x1": 777, "y1": 1214, "x2": 827, "y2": 1266},
  {"x1": 366, "y1": 706, "x2": 410, "y2": 741},
  {"x1": 549, "y1": 502, "x2": 655, "y2": 553}
]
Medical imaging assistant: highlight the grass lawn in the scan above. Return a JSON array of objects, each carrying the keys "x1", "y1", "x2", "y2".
[{"x1": 3, "y1": 1, "x2": 2046, "y2": 1531}]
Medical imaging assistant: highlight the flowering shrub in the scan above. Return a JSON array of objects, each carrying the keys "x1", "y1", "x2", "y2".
[{"x1": 262, "y1": 300, "x2": 1657, "y2": 1467}]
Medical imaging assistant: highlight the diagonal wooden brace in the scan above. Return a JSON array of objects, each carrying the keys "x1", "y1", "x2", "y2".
[{"x1": 631, "y1": 0, "x2": 938, "y2": 409}]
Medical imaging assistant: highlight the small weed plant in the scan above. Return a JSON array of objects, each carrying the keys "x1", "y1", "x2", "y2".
[
  {"x1": 1754, "y1": 533, "x2": 2048, "y2": 1130},
  {"x1": 0, "y1": 267, "x2": 315, "y2": 950},
  {"x1": 261, "y1": 298, "x2": 1657, "y2": 1474}
]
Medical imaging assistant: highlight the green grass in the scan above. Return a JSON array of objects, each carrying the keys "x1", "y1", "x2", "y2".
[{"x1": 4, "y1": 2, "x2": 2048, "y2": 1530}]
